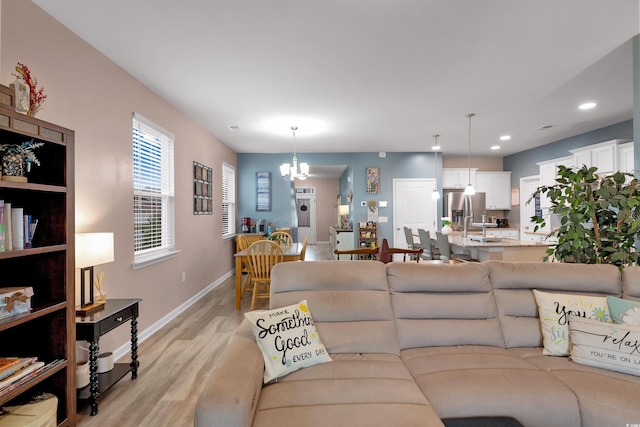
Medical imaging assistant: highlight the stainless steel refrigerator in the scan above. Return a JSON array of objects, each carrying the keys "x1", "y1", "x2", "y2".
[{"x1": 443, "y1": 190, "x2": 486, "y2": 231}]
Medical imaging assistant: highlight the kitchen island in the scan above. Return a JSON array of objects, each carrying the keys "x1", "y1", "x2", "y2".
[{"x1": 449, "y1": 234, "x2": 549, "y2": 262}]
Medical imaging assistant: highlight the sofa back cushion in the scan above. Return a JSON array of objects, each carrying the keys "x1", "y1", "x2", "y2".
[
  {"x1": 487, "y1": 261, "x2": 621, "y2": 348},
  {"x1": 387, "y1": 262, "x2": 505, "y2": 349},
  {"x1": 622, "y1": 266, "x2": 640, "y2": 302},
  {"x1": 270, "y1": 260, "x2": 400, "y2": 355}
]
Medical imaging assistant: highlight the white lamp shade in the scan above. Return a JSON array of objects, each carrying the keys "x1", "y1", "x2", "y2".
[
  {"x1": 280, "y1": 163, "x2": 291, "y2": 178},
  {"x1": 431, "y1": 190, "x2": 440, "y2": 200},
  {"x1": 464, "y1": 184, "x2": 476, "y2": 196},
  {"x1": 76, "y1": 233, "x2": 115, "y2": 268},
  {"x1": 338, "y1": 205, "x2": 350, "y2": 215},
  {"x1": 300, "y1": 163, "x2": 310, "y2": 175}
]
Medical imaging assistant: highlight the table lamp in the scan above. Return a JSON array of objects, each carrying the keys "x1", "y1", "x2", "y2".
[
  {"x1": 76, "y1": 232, "x2": 114, "y2": 316},
  {"x1": 338, "y1": 205, "x2": 350, "y2": 229}
]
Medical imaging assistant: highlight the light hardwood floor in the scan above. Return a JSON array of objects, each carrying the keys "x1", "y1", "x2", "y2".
[{"x1": 77, "y1": 243, "x2": 333, "y2": 427}]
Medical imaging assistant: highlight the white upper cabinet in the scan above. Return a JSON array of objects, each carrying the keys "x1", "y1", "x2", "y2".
[
  {"x1": 442, "y1": 168, "x2": 477, "y2": 189},
  {"x1": 475, "y1": 171, "x2": 512, "y2": 210},
  {"x1": 618, "y1": 142, "x2": 634, "y2": 175},
  {"x1": 570, "y1": 139, "x2": 630, "y2": 175},
  {"x1": 537, "y1": 156, "x2": 573, "y2": 209}
]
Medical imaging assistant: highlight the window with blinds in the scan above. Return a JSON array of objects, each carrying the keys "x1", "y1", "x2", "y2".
[
  {"x1": 222, "y1": 163, "x2": 236, "y2": 237},
  {"x1": 133, "y1": 113, "x2": 176, "y2": 268}
]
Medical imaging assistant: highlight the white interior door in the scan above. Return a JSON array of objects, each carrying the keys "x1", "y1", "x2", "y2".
[
  {"x1": 393, "y1": 179, "x2": 437, "y2": 250},
  {"x1": 296, "y1": 187, "x2": 316, "y2": 243}
]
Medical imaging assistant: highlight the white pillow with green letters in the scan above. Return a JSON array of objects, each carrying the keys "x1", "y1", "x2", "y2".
[
  {"x1": 568, "y1": 315, "x2": 640, "y2": 377},
  {"x1": 244, "y1": 300, "x2": 332, "y2": 383},
  {"x1": 533, "y1": 290, "x2": 611, "y2": 356}
]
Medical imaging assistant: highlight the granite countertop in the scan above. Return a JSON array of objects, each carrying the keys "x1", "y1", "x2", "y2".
[{"x1": 448, "y1": 234, "x2": 546, "y2": 248}]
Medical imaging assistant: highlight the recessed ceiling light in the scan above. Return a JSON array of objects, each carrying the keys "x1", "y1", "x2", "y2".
[
  {"x1": 536, "y1": 125, "x2": 554, "y2": 130},
  {"x1": 579, "y1": 102, "x2": 596, "y2": 110},
  {"x1": 227, "y1": 125, "x2": 240, "y2": 131},
  {"x1": 491, "y1": 145, "x2": 501, "y2": 150},
  {"x1": 431, "y1": 145, "x2": 441, "y2": 150},
  {"x1": 499, "y1": 135, "x2": 511, "y2": 141}
]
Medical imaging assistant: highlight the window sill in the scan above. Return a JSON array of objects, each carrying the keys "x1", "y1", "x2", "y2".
[{"x1": 133, "y1": 249, "x2": 181, "y2": 270}]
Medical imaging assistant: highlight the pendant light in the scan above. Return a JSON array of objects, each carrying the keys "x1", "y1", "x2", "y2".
[
  {"x1": 280, "y1": 126, "x2": 309, "y2": 181},
  {"x1": 431, "y1": 134, "x2": 441, "y2": 200},
  {"x1": 464, "y1": 113, "x2": 476, "y2": 196}
]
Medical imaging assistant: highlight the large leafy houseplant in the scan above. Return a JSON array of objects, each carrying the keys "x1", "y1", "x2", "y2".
[{"x1": 528, "y1": 165, "x2": 640, "y2": 269}]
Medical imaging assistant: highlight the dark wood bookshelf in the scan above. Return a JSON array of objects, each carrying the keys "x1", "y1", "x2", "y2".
[{"x1": 0, "y1": 84, "x2": 75, "y2": 426}]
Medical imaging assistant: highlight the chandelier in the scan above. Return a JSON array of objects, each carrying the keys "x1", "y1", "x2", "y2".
[{"x1": 280, "y1": 126, "x2": 309, "y2": 181}]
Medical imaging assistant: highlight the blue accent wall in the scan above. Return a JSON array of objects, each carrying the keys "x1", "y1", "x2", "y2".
[{"x1": 238, "y1": 152, "x2": 441, "y2": 246}]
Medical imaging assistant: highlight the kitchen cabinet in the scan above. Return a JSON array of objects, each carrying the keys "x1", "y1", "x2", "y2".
[
  {"x1": 537, "y1": 156, "x2": 573, "y2": 208},
  {"x1": 489, "y1": 229, "x2": 519, "y2": 240},
  {"x1": 330, "y1": 227, "x2": 354, "y2": 259},
  {"x1": 570, "y1": 139, "x2": 629, "y2": 175},
  {"x1": 618, "y1": 142, "x2": 634, "y2": 177},
  {"x1": 475, "y1": 171, "x2": 511, "y2": 210},
  {"x1": 442, "y1": 168, "x2": 477, "y2": 189}
]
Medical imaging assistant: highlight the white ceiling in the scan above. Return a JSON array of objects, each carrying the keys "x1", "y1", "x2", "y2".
[{"x1": 33, "y1": 0, "x2": 639, "y2": 157}]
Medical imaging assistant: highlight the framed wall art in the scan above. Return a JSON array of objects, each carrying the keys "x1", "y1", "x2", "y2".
[
  {"x1": 194, "y1": 161, "x2": 213, "y2": 215},
  {"x1": 256, "y1": 171, "x2": 272, "y2": 212},
  {"x1": 366, "y1": 167, "x2": 380, "y2": 194}
]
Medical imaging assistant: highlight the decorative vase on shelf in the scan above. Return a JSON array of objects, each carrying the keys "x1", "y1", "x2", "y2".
[
  {"x1": 441, "y1": 224, "x2": 453, "y2": 235},
  {"x1": 1, "y1": 152, "x2": 28, "y2": 182}
]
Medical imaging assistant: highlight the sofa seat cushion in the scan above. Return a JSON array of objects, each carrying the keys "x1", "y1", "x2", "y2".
[
  {"x1": 253, "y1": 353, "x2": 444, "y2": 427},
  {"x1": 401, "y1": 346, "x2": 581, "y2": 427},
  {"x1": 511, "y1": 347, "x2": 640, "y2": 427}
]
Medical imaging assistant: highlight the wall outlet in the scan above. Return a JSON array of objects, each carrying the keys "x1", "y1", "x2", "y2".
[{"x1": 181, "y1": 272, "x2": 187, "y2": 282}]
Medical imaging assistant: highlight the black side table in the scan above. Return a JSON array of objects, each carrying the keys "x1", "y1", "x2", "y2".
[{"x1": 76, "y1": 298, "x2": 142, "y2": 416}]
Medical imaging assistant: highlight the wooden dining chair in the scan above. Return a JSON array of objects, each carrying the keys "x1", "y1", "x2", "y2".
[
  {"x1": 236, "y1": 235, "x2": 253, "y2": 297},
  {"x1": 299, "y1": 234, "x2": 309, "y2": 261},
  {"x1": 246, "y1": 240, "x2": 284, "y2": 309},
  {"x1": 269, "y1": 231, "x2": 293, "y2": 246}
]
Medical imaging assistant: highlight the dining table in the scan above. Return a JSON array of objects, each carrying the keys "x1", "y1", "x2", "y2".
[{"x1": 234, "y1": 242, "x2": 303, "y2": 310}]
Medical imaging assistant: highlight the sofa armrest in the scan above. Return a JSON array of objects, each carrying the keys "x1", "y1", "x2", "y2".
[{"x1": 195, "y1": 320, "x2": 264, "y2": 427}]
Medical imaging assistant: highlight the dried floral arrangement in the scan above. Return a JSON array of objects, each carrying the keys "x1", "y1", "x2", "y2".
[{"x1": 13, "y1": 62, "x2": 47, "y2": 116}]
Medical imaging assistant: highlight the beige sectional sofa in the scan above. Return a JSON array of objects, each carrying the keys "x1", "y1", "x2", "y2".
[{"x1": 195, "y1": 261, "x2": 640, "y2": 427}]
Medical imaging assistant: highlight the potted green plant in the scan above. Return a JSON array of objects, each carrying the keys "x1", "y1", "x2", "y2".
[
  {"x1": 528, "y1": 164, "x2": 640, "y2": 269},
  {"x1": 0, "y1": 139, "x2": 44, "y2": 182}
]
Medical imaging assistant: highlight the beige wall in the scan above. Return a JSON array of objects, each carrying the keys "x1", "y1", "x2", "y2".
[
  {"x1": 295, "y1": 178, "x2": 338, "y2": 242},
  {"x1": 443, "y1": 156, "x2": 503, "y2": 171},
  {"x1": 2, "y1": 1, "x2": 237, "y2": 352}
]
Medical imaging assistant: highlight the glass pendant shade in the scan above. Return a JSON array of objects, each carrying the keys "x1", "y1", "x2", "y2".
[{"x1": 432, "y1": 134, "x2": 441, "y2": 201}]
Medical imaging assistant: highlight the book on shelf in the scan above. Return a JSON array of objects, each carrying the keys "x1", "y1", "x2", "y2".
[
  {"x1": 0, "y1": 200, "x2": 4, "y2": 252},
  {"x1": 0, "y1": 360, "x2": 43, "y2": 390},
  {"x1": 0, "y1": 360, "x2": 64, "y2": 399},
  {"x1": 0, "y1": 357, "x2": 37, "y2": 382},
  {"x1": 4, "y1": 201, "x2": 11, "y2": 251}
]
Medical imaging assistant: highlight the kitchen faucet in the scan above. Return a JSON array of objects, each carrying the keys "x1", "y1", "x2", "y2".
[{"x1": 463, "y1": 215, "x2": 473, "y2": 238}]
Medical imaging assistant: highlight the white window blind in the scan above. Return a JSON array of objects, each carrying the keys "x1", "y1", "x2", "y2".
[
  {"x1": 133, "y1": 113, "x2": 176, "y2": 267},
  {"x1": 222, "y1": 163, "x2": 236, "y2": 237}
]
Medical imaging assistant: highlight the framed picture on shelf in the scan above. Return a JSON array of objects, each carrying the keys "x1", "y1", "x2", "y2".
[{"x1": 193, "y1": 161, "x2": 212, "y2": 215}]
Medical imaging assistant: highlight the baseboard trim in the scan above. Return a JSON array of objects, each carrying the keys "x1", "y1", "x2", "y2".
[{"x1": 111, "y1": 269, "x2": 235, "y2": 362}]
